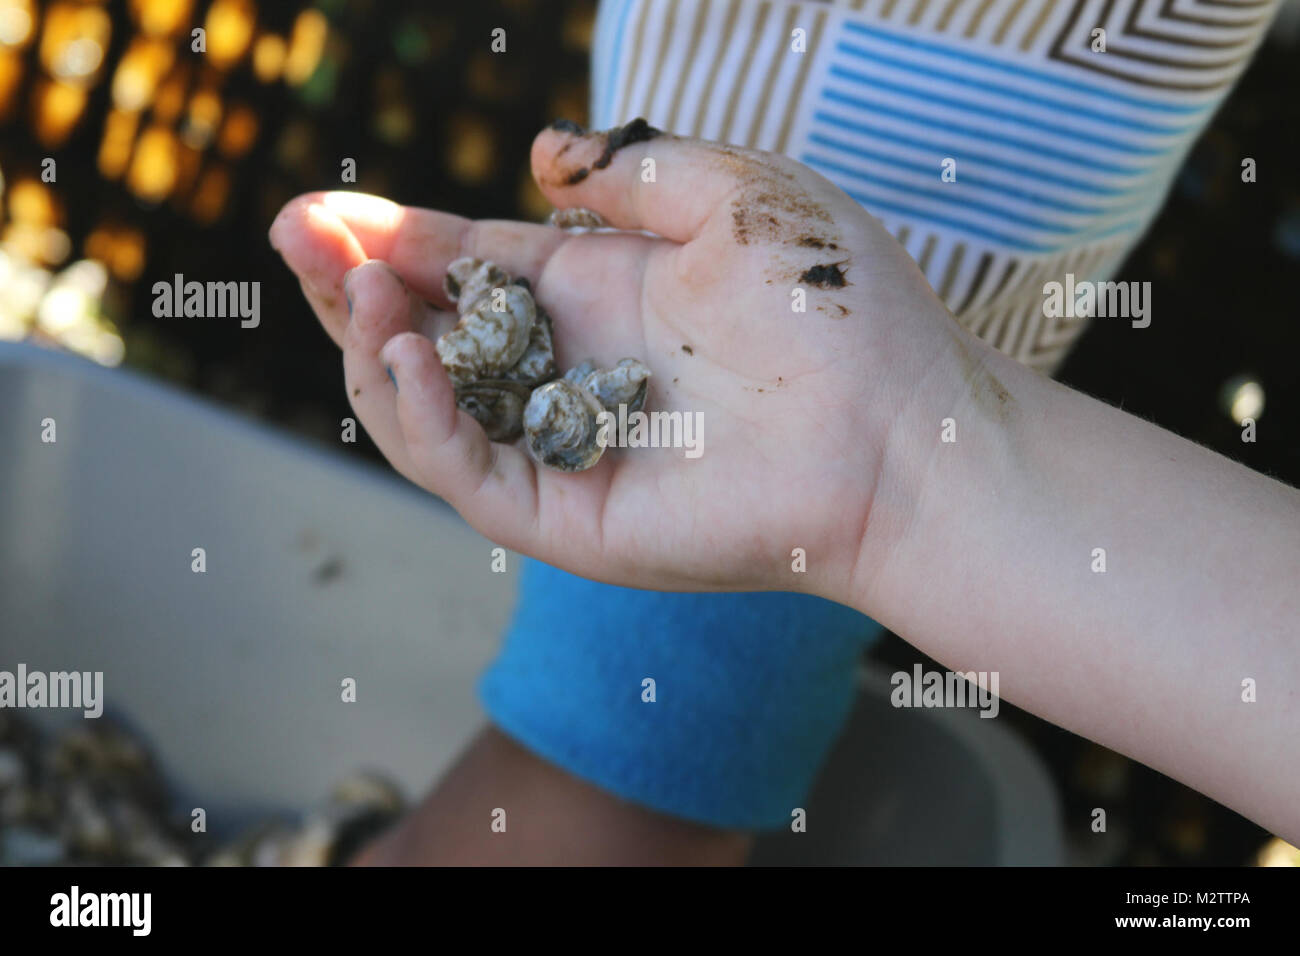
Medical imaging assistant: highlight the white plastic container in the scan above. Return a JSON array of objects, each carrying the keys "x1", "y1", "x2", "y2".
[{"x1": 0, "y1": 342, "x2": 1062, "y2": 864}]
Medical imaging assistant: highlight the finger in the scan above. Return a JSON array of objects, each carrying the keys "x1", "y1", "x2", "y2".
[
  {"x1": 299, "y1": 278, "x2": 347, "y2": 347},
  {"x1": 417, "y1": 303, "x2": 458, "y2": 342},
  {"x1": 531, "y1": 120, "x2": 789, "y2": 243},
  {"x1": 379, "y1": 331, "x2": 547, "y2": 549},
  {"x1": 269, "y1": 195, "x2": 368, "y2": 346},
  {"x1": 341, "y1": 260, "x2": 430, "y2": 481},
  {"x1": 284, "y1": 191, "x2": 570, "y2": 308}
]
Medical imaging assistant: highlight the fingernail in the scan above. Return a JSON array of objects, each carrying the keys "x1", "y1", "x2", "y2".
[
  {"x1": 548, "y1": 118, "x2": 586, "y2": 135},
  {"x1": 386, "y1": 365, "x2": 398, "y2": 392},
  {"x1": 342, "y1": 267, "x2": 355, "y2": 316},
  {"x1": 381, "y1": 260, "x2": 407, "y2": 289}
]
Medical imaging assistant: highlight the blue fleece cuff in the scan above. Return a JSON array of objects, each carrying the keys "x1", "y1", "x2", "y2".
[{"x1": 478, "y1": 560, "x2": 884, "y2": 830}]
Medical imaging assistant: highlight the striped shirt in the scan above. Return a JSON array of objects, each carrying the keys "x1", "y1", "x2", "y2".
[{"x1": 590, "y1": 0, "x2": 1279, "y2": 371}]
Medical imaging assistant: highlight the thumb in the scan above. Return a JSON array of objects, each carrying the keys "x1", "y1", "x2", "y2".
[{"x1": 531, "y1": 119, "x2": 774, "y2": 244}]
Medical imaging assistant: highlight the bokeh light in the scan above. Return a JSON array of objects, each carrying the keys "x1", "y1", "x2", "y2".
[{"x1": 1220, "y1": 376, "x2": 1266, "y2": 425}]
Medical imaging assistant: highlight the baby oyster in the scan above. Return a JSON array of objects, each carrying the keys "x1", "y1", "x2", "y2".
[
  {"x1": 504, "y1": 306, "x2": 557, "y2": 387},
  {"x1": 547, "y1": 207, "x2": 607, "y2": 230},
  {"x1": 442, "y1": 257, "x2": 509, "y2": 314},
  {"x1": 454, "y1": 380, "x2": 532, "y2": 442},
  {"x1": 523, "y1": 379, "x2": 607, "y2": 472},
  {"x1": 436, "y1": 283, "x2": 537, "y2": 386},
  {"x1": 436, "y1": 258, "x2": 652, "y2": 466},
  {"x1": 439, "y1": 264, "x2": 558, "y2": 438},
  {"x1": 565, "y1": 357, "x2": 651, "y2": 415}
]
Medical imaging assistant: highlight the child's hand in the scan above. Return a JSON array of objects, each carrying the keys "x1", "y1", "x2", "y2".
[
  {"x1": 270, "y1": 124, "x2": 966, "y2": 601},
  {"x1": 272, "y1": 125, "x2": 1300, "y2": 842}
]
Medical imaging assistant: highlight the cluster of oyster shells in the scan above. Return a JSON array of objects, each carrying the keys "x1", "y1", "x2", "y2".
[
  {"x1": 438, "y1": 257, "x2": 650, "y2": 472},
  {"x1": 0, "y1": 714, "x2": 190, "y2": 865},
  {"x1": 203, "y1": 771, "x2": 403, "y2": 867},
  {"x1": 0, "y1": 712, "x2": 403, "y2": 866}
]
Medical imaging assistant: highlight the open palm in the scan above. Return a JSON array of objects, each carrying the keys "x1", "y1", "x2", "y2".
[{"x1": 270, "y1": 124, "x2": 958, "y2": 599}]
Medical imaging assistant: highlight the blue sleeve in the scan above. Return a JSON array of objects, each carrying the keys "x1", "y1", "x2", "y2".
[{"x1": 479, "y1": 559, "x2": 884, "y2": 830}]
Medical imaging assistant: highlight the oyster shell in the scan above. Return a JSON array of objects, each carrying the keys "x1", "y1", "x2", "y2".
[
  {"x1": 0, "y1": 712, "x2": 404, "y2": 868},
  {"x1": 436, "y1": 284, "x2": 537, "y2": 387},
  {"x1": 523, "y1": 379, "x2": 607, "y2": 472},
  {"x1": 504, "y1": 307, "x2": 557, "y2": 387},
  {"x1": 0, "y1": 716, "x2": 201, "y2": 866},
  {"x1": 563, "y1": 359, "x2": 596, "y2": 385},
  {"x1": 526, "y1": 359, "x2": 652, "y2": 471},
  {"x1": 442, "y1": 257, "x2": 509, "y2": 314},
  {"x1": 205, "y1": 770, "x2": 404, "y2": 867},
  {"x1": 435, "y1": 257, "x2": 651, "y2": 466},
  {"x1": 566, "y1": 357, "x2": 651, "y2": 415},
  {"x1": 454, "y1": 379, "x2": 532, "y2": 442},
  {"x1": 548, "y1": 207, "x2": 607, "y2": 230},
  {"x1": 438, "y1": 262, "x2": 558, "y2": 437}
]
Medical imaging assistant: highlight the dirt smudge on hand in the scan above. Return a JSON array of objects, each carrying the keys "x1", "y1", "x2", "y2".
[
  {"x1": 712, "y1": 148, "x2": 858, "y2": 316},
  {"x1": 554, "y1": 118, "x2": 663, "y2": 186},
  {"x1": 594, "y1": 118, "x2": 661, "y2": 168},
  {"x1": 720, "y1": 144, "x2": 835, "y2": 248},
  {"x1": 799, "y1": 262, "x2": 847, "y2": 289},
  {"x1": 951, "y1": 332, "x2": 1015, "y2": 424},
  {"x1": 549, "y1": 118, "x2": 586, "y2": 134},
  {"x1": 731, "y1": 193, "x2": 835, "y2": 246}
]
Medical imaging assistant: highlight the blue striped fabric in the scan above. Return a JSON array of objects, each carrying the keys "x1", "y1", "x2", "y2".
[
  {"x1": 799, "y1": 20, "x2": 1196, "y2": 254},
  {"x1": 585, "y1": 0, "x2": 1276, "y2": 370}
]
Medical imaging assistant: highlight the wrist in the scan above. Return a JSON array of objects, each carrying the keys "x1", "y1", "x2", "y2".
[{"x1": 841, "y1": 322, "x2": 1042, "y2": 623}]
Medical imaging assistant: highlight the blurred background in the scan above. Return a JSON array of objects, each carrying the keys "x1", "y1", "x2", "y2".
[{"x1": 0, "y1": 0, "x2": 1296, "y2": 866}]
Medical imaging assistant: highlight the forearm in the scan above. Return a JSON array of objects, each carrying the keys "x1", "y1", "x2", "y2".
[
  {"x1": 351, "y1": 726, "x2": 753, "y2": 865},
  {"x1": 853, "y1": 324, "x2": 1300, "y2": 840}
]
